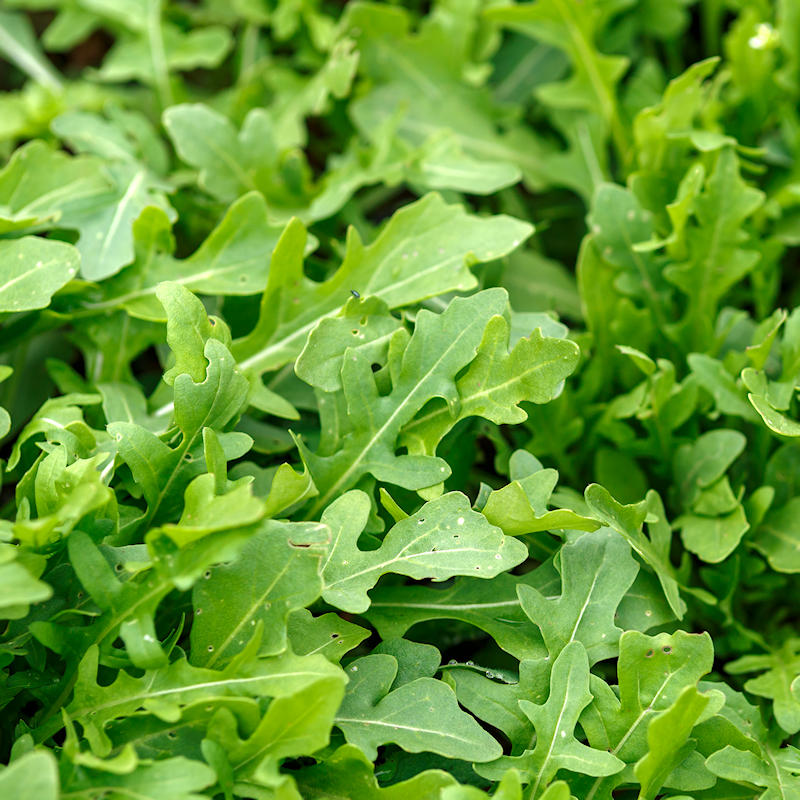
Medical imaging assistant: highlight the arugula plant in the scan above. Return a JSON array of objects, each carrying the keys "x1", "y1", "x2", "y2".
[{"x1": 2, "y1": 1, "x2": 800, "y2": 798}]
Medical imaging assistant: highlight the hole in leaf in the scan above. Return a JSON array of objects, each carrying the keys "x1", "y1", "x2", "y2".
[{"x1": 645, "y1": 649, "x2": 654, "y2": 658}]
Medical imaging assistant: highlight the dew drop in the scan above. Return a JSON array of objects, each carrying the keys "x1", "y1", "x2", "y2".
[
  {"x1": 466, "y1": 661, "x2": 474, "y2": 666},
  {"x1": 495, "y1": 554, "x2": 502, "y2": 560},
  {"x1": 207, "y1": 645, "x2": 214, "y2": 652},
  {"x1": 457, "y1": 517, "x2": 465, "y2": 525},
  {"x1": 203, "y1": 570, "x2": 212, "y2": 579}
]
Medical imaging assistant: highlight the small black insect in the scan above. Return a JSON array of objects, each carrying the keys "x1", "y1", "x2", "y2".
[{"x1": 350, "y1": 289, "x2": 360, "y2": 298}]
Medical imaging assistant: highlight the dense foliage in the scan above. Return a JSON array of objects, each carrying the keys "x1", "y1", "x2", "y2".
[{"x1": 2, "y1": 1, "x2": 800, "y2": 798}]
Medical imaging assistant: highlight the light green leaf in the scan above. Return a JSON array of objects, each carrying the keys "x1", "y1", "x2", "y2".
[
  {"x1": 584, "y1": 485, "x2": 688, "y2": 619},
  {"x1": 210, "y1": 675, "x2": 346, "y2": 783},
  {"x1": 634, "y1": 686, "x2": 710, "y2": 800},
  {"x1": 579, "y1": 629, "x2": 714, "y2": 800},
  {"x1": 295, "y1": 295, "x2": 403, "y2": 392},
  {"x1": 483, "y1": 468, "x2": 601, "y2": 536},
  {"x1": 191, "y1": 519, "x2": 326, "y2": 664},
  {"x1": 400, "y1": 316, "x2": 580, "y2": 459},
  {"x1": 706, "y1": 743, "x2": 800, "y2": 800},
  {"x1": 87, "y1": 195, "x2": 284, "y2": 321},
  {"x1": 726, "y1": 639, "x2": 800, "y2": 734},
  {"x1": 477, "y1": 642, "x2": 624, "y2": 796},
  {"x1": 293, "y1": 743, "x2": 458, "y2": 799},
  {"x1": 336, "y1": 652, "x2": 502, "y2": 762},
  {"x1": 517, "y1": 528, "x2": 639, "y2": 664},
  {"x1": 0, "y1": 750, "x2": 59, "y2": 800},
  {"x1": 234, "y1": 194, "x2": 531, "y2": 376},
  {"x1": 0, "y1": 545, "x2": 52, "y2": 619},
  {"x1": 0, "y1": 11, "x2": 62, "y2": 90},
  {"x1": 62, "y1": 756, "x2": 217, "y2": 799},
  {"x1": 0, "y1": 237, "x2": 80, "y2": 312},
  {"x1": 319, "y1": 490, "x2": 527, "y2": 614},
  {"x1": 58, "y1": 638, "x2": 341, "y2": 756}
]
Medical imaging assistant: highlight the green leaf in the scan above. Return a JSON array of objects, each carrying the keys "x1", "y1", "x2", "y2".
[
  {"x1": 86, "y1": 196, "x2": 284, "y2": 321},
  {"x1": 191, "y1": 519, "x2": 326, "y2": 664},
  {"x1": 664, "y1": 148, "x2": 764, "y2": 350},
  {"x1": 336, "y1": 652, "x2": 503, "y2": 762},
  {"x1": 288, "y1": 609, "x2": 370, "y2": 664},
  {"x1": 634, "y1": 686, "x2": 710, "y2": 800},
  {"x1": 486, "y1": 0, "x2": 630, "y2": 158},
  {"x1": 399, "y1": 317, "x2": 580, "y2": 459},
  {"x1": 0, "y1": 750, "x2": 59, "y2": 800},
  {"x1": 706, "y1": 743, "x2": 800, "y2": 800},
  {"x1": 477, "y1": 642, "x2": 624, "y2": 796},
  {"x1": 57, "y1": 638, "x2": 342, "y2": 755},
  {"x1": 366, "y1": 568, "x2": 553, "y2": 662},
  {"x1": 726, "y1": 640, "x2": 800, "y2": 734},
  {"x1": 0, "y1": 11, "x2": 62, "y2": 90},
  {"x1": 0, "y1": 139, "x2": 174, "y2": 280},
  {"x1": 443, "y1": 659, "x2": 550, "y2": 755},
  {"x1": 233, "y1": 195, "x2": 532, "y2": 376},
  {"x1": 584, "y1": 485, "x2": 688, "y2": 619},
  {"x1": 163, "y1": 104, "x2": 274, "y2": 202},
  {"x1": 579, "y1": 629, "x2": 714, "y2": 800},
  {"x1": 517, "y1": 528, "x2": 639, "y2": 664},
  {"x1": 295, "y1": 295, "x2": 403, "y2": 392},
  {"x1": 319, "y1": 490, "x2": 527, "y2": 613},
  {"x1": 751, "y1": 498, "x2": 800, "y2": 572},
  {"x1": 293, "y1": 743, "x2": 458, "y2": 799},
  {"x1": 298, "y1": 289, "x2": 510, "y2": 513}
]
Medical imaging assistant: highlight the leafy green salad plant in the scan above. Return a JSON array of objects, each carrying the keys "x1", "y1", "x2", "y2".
[{"x1": 1, "y1": 1, "x2": 800, "y2": 798}]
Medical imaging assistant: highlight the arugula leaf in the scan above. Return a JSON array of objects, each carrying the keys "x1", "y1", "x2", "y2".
[
  {"x1": 233, "y1": 194, "x2": 531, "y2": 375},
  {"x1": 336, "y1": 652, "x2": 503, "y2": 762},
  {"x1": 318, "y1": 490, "x2": 527, "y2": 613},
  {"x1": 477, "y1": 642, "x2": 624, "y2": 795}
]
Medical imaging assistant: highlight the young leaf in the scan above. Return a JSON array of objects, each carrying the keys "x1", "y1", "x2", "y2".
[
  {"x1": 336, "y1": 653, "x2": 503, "y2": 762},
  {"x1": 517, "y1": 528, "x2": 639, "y2": 664},
  {"x1": 477, "y1": 642, "x2": 624, "y2": 795},
  {"x1": 319, "y1": 490, "x2": 527, "y2": 613},
  {"x1": 233, "y1": 195, "x2": 531, "y2": 375}
]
